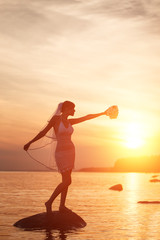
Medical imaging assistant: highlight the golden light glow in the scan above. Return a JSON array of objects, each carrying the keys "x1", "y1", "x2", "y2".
[
  {"x1": 125, "y1": 122, "x2": 145, "y2": 149},
  {"x1": 0, "y1": 1, "x2": 160, "y2": 171}
]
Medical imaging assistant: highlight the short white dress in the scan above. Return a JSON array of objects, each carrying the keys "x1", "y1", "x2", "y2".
[{"x1": 55, "y1": 120, "x2": 75, "y2": 173}]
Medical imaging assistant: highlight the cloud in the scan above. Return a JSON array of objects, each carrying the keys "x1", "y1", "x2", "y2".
[
  {"x1": 82, "y1": 0, "x2": 160, "y2": 35},
  {"x1": 83, "y1": 0, "x2": 160, "y2": 19},
  {"x1": 0, "y1": 0, "x2": 90, "y2": 47},
  {"x1": 0, "y1": 0, "x2": 160, "y2": 169}
]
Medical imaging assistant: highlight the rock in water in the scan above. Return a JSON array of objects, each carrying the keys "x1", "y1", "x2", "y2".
[
  {"x1": 138, "y1": 201, "x2": 160, "y2": 204},
  {"x1": 109, "y1": 184, "x2": 123, "y2": 191},
  {"x1": 13, "y1": 210, "x2": 86, "y2": 230},
  {"x1": 152, "y1": 175, "x2": 159, "y2": 178},
  {"x1": 150, "y1": 179, "x2": 160, "y2": 182}
]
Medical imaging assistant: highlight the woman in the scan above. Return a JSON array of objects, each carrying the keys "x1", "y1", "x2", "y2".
[{"x1": 24, "y1": 101, "x2": 117, "y2": 214}]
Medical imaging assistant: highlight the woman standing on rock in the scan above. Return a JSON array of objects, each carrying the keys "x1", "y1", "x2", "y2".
[{"x1": 24, "y1": 101, "x2": 118, "y2": 214}]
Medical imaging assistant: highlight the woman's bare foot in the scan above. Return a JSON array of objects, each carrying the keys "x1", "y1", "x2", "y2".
[
  {"x1": 45, "y1": 201, "x2": 52, "y2": 215},
  {"x1": 59, "y1": 206, "x2": 72, "y2": 212}
]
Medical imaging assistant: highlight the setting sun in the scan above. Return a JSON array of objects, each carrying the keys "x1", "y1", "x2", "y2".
[{"x1": 125, "y1": 122, "x2": 145, "y2": 149}]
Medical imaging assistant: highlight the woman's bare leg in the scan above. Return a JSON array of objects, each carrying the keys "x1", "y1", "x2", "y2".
[
  {"x1": 45, "y1": 170, "x2": 72, "y2": 214},
  {"x1": 59, "y1": 186, "x2": 68, "y2": 209},
  {"x1": 59, "y1": 170, "x2": 72, "y2": 211},
  {"x1": 45, "y1": 182, "x2": 64, "y2": 214}
]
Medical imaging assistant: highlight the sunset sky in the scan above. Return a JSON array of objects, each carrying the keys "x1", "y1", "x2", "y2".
[{"x1": 0, "y1": 0, "x2": 160, "y2": 170}]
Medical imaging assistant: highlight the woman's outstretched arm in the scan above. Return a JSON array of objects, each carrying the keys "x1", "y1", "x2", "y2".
[
  {"x1": 23, "y1": 116, "x2": 57, "y2": 151},
  {"x1": 69, "y1": 109, "x2": 109, "y2": 125}
]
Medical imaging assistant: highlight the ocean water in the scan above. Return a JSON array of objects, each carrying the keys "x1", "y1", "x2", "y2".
[{"x1": 1, "y1": 172, "x2": 160, "y2": 240}]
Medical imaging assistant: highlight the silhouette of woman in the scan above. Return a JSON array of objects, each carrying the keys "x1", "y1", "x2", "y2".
[{"x1": 24, "y1": 101, "x2": 117, "y2": 214}]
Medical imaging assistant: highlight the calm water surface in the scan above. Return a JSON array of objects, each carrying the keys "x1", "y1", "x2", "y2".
[{"x1": 1, "y1": 172, "x2": 160, "y2": 240}]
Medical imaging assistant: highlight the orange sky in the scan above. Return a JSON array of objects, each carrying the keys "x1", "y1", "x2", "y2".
[{"x1": 0, "y1": 0, "x2": 160, "y2": 170}]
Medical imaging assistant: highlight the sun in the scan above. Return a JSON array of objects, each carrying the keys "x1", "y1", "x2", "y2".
[
  {"x1": 126, "y1": 136, "x2": 144, "y2": 149},
  {"x1": 124, "y1": 122, "x2": 145, "y2": 149}
]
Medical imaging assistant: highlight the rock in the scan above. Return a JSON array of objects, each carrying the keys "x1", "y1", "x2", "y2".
[
  {"x1": 13, "y1": 210, "x2": 86, "y2": 230},
  {"x1": 138, "y1": 201, "x2": 160, "y2": 204},
  {"x1": 109, "y1": 184, "x2": 123, "y2": 191},
  {"x1": 150, "y1": 179, "x2": 160, "y2": 182},
  {"x1": 152, "y1": 175, "x2": 159, "y2": 178}
]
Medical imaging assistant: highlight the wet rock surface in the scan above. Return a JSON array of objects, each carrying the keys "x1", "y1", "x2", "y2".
[
  {"x1": 13, "y1": 210, "x2": 87, "y2": 230},
  {"x1": 109, "y1": 184, "x2": 123, "y2": 191}
]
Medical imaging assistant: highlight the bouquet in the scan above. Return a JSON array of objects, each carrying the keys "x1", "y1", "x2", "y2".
[{"x1": 106, "y1": 105, "x2": 119, "y2": 119}]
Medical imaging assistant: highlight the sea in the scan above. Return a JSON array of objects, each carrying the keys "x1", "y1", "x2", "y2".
[{"x1": 1, "y1": 172, "x2": 160, "y2": 240}]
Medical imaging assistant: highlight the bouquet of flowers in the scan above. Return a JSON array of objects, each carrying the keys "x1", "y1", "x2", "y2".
[{"x1": 106, "y1": 105, "x2": 119, "y2": 119}]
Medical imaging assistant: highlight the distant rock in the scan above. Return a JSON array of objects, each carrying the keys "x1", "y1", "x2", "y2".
[
  {"x1": 151, "y1": 175, "x2": 159, "y2": 178},
  {"x1": 138, "y1": 201, "x2": 160, "y2": 204},
  {"x1": 109, "y1": 184, "x2": 123, "y2": 191},
  {"x1": 149, "y1": 179, "x2": 160, "y2": 182},
  {"x1": 13, "y1": 210, "x2": 86, "y2": 230}
]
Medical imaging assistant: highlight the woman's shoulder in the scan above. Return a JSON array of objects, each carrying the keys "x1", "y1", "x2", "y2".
[{"x1": 50, "y1": 115, "x2": 61, "y2": 125}]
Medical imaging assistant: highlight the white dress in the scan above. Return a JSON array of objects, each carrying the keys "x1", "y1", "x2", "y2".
[{"x1": 55, "y1": 120, "x2": 75, "y2": 173}]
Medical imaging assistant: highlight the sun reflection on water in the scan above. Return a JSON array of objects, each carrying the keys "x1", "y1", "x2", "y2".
[{"x1": 2, "y1": 172, "x2": 160, "y2": 239}]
